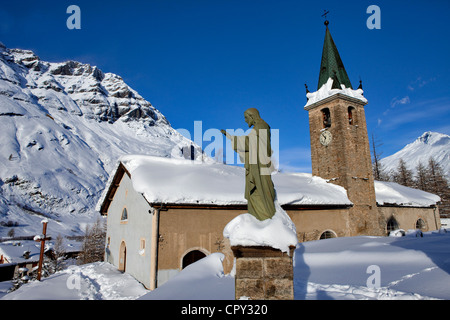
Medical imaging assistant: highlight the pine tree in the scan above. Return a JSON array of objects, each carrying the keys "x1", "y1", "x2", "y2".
[
  {"x1": 414, "y1": 162, "x2": 428, "y2": 191},
  {"x1": 427, "y1": 158, "x2": 447, "y2": 192},
  {"x1": 392, "y1": 158, "x2": 414, "y2": 187}
]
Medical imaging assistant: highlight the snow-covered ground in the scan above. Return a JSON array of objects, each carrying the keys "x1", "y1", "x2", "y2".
[
  {"x1": 0, "y1": 262, "x2": 148, "y2": 300},
  {"x1": 2, "y1": 228, "x2": 449, "y2": 300}
]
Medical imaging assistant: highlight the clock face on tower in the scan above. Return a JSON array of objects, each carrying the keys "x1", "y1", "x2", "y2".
[{"x1": 319, "y1": 130, "x2": 332, "y2": 146}]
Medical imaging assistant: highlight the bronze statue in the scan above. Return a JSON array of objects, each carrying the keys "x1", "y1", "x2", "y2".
[{"x1": 221, "y1": 108, "x2": 276, "y2": 221}]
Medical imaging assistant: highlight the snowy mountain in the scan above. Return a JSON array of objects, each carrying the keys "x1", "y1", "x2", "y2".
[
  {"x1": 0, "y1": 42, "x2": 203, "y2": 238},
  {"x1": 380, "y1": 132, "x2": 450, "y2": 178}
]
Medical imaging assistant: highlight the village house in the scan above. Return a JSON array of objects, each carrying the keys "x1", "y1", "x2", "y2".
[
  {"x1": 0, "y1": 235, "x2": 81, "y2": 281},
  {"x1": 97, "y1": 21, "x2": 441, "y2": 290},
  {"x1": 0, "y1": 239, "x2": 42, "y2": 281}
]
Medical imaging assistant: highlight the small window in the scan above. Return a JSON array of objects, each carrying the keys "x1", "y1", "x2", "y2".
[
  {"x1": 319, "y1": 230, "x2": 336, "y2": 240},
  {"x1": 121, "y1": 208, "x2": 128, "y2": 221},
  {"x1": 139, "y1": 238, "x2": 146, "y2": 255},
  {"x1": 321, "y1": 108, "x2": 331, "y2": 128}
]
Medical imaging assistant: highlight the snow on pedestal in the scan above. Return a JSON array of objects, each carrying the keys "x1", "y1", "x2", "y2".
[
  {"x1": 223, "y1": 201, "x2": 298, "y2": 254},
  {"x1": 223, "y1": 200, "x2": 298, "y2": 300}
]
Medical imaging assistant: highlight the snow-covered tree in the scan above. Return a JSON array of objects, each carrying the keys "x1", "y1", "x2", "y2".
[
  {"x1": 78, "y1": 218, "x2": 106, "y2": 264},
  {"x1": 46, "y1": 234, "x2": 67, "y2": 274}
]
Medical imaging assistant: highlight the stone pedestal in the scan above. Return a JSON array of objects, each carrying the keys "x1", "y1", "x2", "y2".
[{"x1": 232, "y1": 245, "x2": 295, "y2": 300}]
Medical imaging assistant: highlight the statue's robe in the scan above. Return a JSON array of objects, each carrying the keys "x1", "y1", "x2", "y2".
[{"x1": 231, "y1": 119, "x2": 276, "y2": 221}]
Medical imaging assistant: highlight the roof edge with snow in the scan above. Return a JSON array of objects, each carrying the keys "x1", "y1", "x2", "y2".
[{"x1": 97, "y1": 155, "x2": 353, "y2": 215}]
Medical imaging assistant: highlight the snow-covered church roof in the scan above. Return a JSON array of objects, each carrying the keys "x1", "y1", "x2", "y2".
[
  {"x1": 374, "y1": 180, "x2": 440, "y2": 207},
  {"x1": 97, "y1": 155, "x2": 440, "y2": 214},
  {"x1": 97, "y1": 155, "x2": 352, "y2": 213}
]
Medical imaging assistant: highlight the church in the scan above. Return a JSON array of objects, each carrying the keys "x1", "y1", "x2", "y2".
[{"x1": 97, "y1": 21, "x2": 441, "y2": 290}]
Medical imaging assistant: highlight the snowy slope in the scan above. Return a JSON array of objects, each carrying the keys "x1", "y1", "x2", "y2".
[
  {"x1": 380, "y1": 132, "x2": 450, "y2": 178},
  {"x1": 0, "y1": 42, "x2": 201, "y2": 238}
]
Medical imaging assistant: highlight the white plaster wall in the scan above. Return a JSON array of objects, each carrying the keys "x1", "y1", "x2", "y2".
[{"x1": 105, "y1": 173, "x2": 153, "y2": 289}]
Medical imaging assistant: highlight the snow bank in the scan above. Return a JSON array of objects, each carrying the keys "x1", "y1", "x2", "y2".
[
  {"x1": 139, "y1": 253, "x2": 234, "y2": 300},
  {"x1": 223, "y1": 201, "x2": 298, "y2": 253},
  {"x1": 304, "y1": 78, "x2": 367, "y2": 109},
  {"x1": 1, "y1": 262, "x2": 148, "y2": 300},
  {"x1": 3, "y1": 231, "x2": 450, "y2": 300},
  {"x1": 294, "y1": 230, "x2": 450, "y2": 300},
  {"x1": 375, "y1": 180, "x2": 440, "y2": 207}
]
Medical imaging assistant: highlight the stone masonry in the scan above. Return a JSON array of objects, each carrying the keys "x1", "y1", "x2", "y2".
[
  {"x1": 305, "y1": 94, "x2": 385, "y2": 236},
  {"x1": 232, "y1": 246, "x2": 295, "y2": 300}
]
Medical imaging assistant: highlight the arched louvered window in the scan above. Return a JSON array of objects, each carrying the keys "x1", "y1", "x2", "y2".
[
  {"x1": 348, "y1": 106, "x2": 356, "y2": 125},
  {"x1": 321, "y1": 108, "x2": 331, "y2": 128}
]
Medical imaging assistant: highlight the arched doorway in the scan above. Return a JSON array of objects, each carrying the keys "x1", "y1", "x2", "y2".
[
  {"x1": 386, "y1": 216, "x2": 400, "y2": 235},
  {"x1": 182, "y1": 250, "x2": 207, "y2": 269},
  {"x1": 415, "y1": 218, "x2": 427, "y2": 231},
  {"x1": 119, "y1": 241, "x2": 127, "y2": 272}
]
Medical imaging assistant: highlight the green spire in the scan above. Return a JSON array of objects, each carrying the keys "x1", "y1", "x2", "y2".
[{"x1": 317, "y1": 21, "x2": 353, "y2": 90}]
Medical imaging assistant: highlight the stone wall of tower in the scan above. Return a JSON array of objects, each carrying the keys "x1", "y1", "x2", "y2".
[{"x1": 307, "y1": 94, "x2": 384, "y2": 236}]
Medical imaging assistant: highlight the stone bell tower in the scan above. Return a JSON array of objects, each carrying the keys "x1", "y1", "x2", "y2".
[{"x1": 304, "y1": 20, "x2": 384, "y2": 236}]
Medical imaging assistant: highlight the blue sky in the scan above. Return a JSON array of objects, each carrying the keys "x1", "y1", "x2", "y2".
[{"x1": 1, "y1": 0, "x2": 449, "y2": 172}]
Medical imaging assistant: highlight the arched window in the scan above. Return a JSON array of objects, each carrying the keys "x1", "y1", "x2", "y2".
[
  {"x1": 182, "y1": 250, "x2": 207, "y2": 269},
  {"x1": 319, "y1": 230, "x2": 337, "y2": 240},
  {"x1": 415, "y1": 218, "x2": 427, "y2": 231},
  {"x1": 387, "y1": 217, "x2": 399, "y2": 234},
  {"x1": 121, "y1": 208, "x2": 128, "y2": 221},
  {"x1": 348, "y1": 107, "x2": 356, "y2": 125},
  {"x1": 321, "y1": 108, "x2": 331, "y2": 128}
]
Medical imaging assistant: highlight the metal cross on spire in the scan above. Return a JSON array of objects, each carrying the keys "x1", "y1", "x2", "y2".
[{"x1": 322, "y1": 10, "x2": 330, "y2": 27}]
